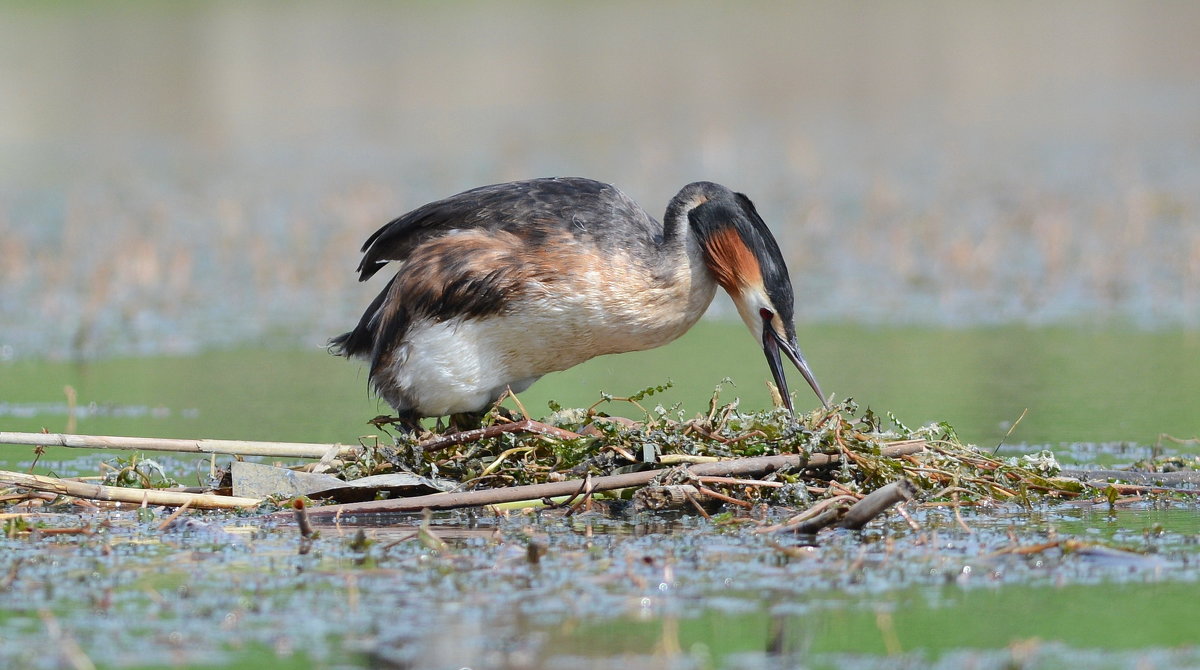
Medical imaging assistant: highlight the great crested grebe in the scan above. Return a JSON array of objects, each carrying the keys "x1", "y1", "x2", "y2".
[{"x1": 330, "y1": 177, "x2": 827, "y2": 421}]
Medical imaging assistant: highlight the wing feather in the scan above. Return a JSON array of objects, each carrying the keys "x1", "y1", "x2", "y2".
[{"x1": 353, "y1": 177, "x2": 658, "y2": 281}]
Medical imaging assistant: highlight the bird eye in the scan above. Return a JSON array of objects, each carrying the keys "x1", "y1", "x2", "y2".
[{"x1": 759, "y1": 308, "x2": 773, "y2": 321}]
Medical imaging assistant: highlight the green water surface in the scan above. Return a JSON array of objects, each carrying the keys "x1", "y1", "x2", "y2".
[{"x1": 2, "y1": 324, "x2": 1198, "y2": 469}]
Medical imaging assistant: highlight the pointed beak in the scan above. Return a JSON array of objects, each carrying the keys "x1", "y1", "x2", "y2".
[{"x1": 761, "y1": 318, "x2": 829, "y2": 411}]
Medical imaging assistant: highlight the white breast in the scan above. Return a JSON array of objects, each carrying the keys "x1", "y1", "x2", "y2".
[
  {"x1": 386, "y1": 242, "x2": 717, "y2": 417},
  {"x1": 387, "y1": 317, "x2": 544, "y2": 416}
]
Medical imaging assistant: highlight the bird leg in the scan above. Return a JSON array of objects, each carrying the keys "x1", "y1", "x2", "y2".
[
  {"x1": 369, "y1": 413, "x2": 425, "y2": 435},
  {"x1": 448, "y1": 412, "x2": 486, "y2": 432}
]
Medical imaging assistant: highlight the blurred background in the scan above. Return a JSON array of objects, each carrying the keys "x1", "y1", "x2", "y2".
[{"x1": 1, "y1": 1, "x2": 1199, "y2": 449}]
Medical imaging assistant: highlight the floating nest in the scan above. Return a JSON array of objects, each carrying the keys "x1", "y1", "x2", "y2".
[
  {"x1": 5, "y1": 383, "x2": 1193, "y2": 522},
  {"x1": 336, "y1": 382, "x2": 1102, "y2": 514}
]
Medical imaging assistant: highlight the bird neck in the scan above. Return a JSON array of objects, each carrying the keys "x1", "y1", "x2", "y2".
[{"x1": 661, "y1": 182, "x2": 715, "y2": 245}]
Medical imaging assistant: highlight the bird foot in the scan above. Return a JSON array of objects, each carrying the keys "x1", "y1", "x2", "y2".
[{"x1": 446, "y1": 412, "x2": 486, "y2": 432}]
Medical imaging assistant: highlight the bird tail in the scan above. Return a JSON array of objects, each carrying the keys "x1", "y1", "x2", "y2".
[
  {"x1": 326, "y1": 329, "x2": 362, "y2": 357},
  {"x1": 329, "y1": 275, "x2": 397, "y2": 358}
]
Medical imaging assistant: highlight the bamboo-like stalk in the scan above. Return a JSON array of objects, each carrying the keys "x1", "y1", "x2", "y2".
[
  {"x1": 0, "y1": 470, "x2": 260, "y2": 510},
  {"x1": 0, "y1": 431, "x2": 360, "y2": 459}
]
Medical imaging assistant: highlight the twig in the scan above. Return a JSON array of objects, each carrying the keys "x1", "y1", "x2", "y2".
[
  {"x1": 477, "y1": 446, "x2": 537, "y2": 478},
  {"x1": 875, "y1": 610, "x2": 902, "y2": 656},
  {"x1": 565, "y1": 474, "x2": 596, "y2": 515},
  {"x1": 682, "y1": 489, "x2": 713, "y2": 520},
  {"x1": 550, "y1": 475, "x2": 593, "y2": 510},
  {"x1": 500, "y1": 386, "x2": 532, "y2": 422},
  {"x1": 602, "y1": 444, "x2": 638, "y2": 462},
  {"x1": 293, "y1": 499, "x2": 315, "y2": 539},
  {"x1": 992, "y1": 407, "x2": 1029, "y2": 455},
  {"x1": 155, "y1": 499, "x2": 193, "y2": 531},
  {"x1": 1, "y1": 558, "x2": 22, "y2": 589},
  {"x1": 695, "y1": 485, "x2": 753, "y2": 509},
  {"x1": 0, "y1": 492, "x2": 56, "y2": 504},
  {"x1": 416, "y1": 419, "x2": 583, "y2": 453},
  {"x1": 929, "y1": 485, "x2": 979, "y2": 499},
  {"x1": 724, "y1": 430, "x2": 769, "y2": 445},
  {"x1": 417, "y1": 509, "x2": 449, "y2": 553},
  {"x1": 833, "y1": 423, "x2": 872, "y2": 470},
  {"x1": 293, "y1": 499, "x2": 316, "y2": 555},
  {"x1": 894, "y1": 504, "x2": 921, "y2": 531},
  {"x1": 884, "y1": 439, "x2": 929, "y2": 450},
  {"x1": 951, "y1": 491, "x2": 972, "y2": 534},
  {"x1": 827, "y1": 480, "x2": 863, "y2": 498}
]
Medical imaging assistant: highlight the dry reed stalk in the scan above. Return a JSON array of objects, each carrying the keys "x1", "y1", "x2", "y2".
[
  {"x1": 0, "y1": 470, "x2": 259, "y2": 509},
  {"x1": 695, "y1": 485, "x2": 754, "y2": 508},
  {"x1": 0, "y1": 431, "x2": 360, "y2": 459},
  {"x1": 683, "y1": 488, "x2": 714, "y2": 519}
]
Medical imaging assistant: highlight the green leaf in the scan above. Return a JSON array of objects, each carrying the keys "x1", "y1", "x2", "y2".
[{"x1": 629, "y1": 380, "x2": 674, "y2": 403}]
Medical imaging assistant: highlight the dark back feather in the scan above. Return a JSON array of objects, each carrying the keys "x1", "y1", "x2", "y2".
[{"x1": 354, "y1": 177, "x2": 659, "y2": 282}]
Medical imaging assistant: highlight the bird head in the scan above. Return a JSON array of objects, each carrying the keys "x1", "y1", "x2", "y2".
[{"x1": 671, "y1": 182, "x2": 829, "y2": 411}]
